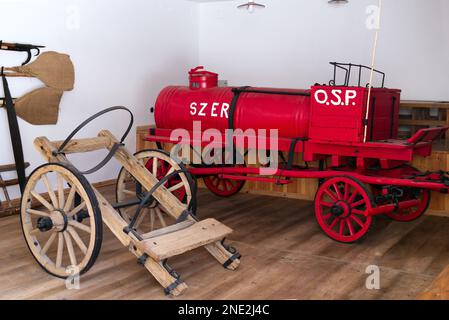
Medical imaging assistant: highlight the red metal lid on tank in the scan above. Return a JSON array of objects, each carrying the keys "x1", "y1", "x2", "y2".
[{"x1": 189, "y1": 66, "x2": 218, "y2": 90}]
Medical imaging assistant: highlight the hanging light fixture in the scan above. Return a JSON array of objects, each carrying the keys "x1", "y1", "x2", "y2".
[
  {"x1": 328, "y1": 0, "x2": 349, "y2": 5},
  {"x1": 237, "y1": 1, "x2": 266, "y2": 13}
]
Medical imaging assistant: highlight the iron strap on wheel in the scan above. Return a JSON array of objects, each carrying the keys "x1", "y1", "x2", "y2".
[
  {"x1": 124, "y1": 169, "x2": 196, "y2": 234},
  {"x1": 53, "y1": 106, "x2": 134, "y2": 175}
]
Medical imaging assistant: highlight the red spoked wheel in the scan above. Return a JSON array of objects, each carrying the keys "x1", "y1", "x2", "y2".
[
  {"x1": 203, "y1": 175, "x2": 245, "y2": 197},
  {"x1": 387, "y1": 189, "x2": 430, "y2": 222},
  {"x1": 315, "y1": 176, "x2": 374, "y2": 243},
  {"x1": 371, "y1": 165, "x2": 431, "y2": 222},
  {"x1": 372, "y1": 187, "x2": 431, "y2": 222},
  {"x1": 203, "y1": 148, "x2": 246, "y2": 198}
]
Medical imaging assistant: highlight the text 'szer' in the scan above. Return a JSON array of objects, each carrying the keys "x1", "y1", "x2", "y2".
[{"x1": 190, "y1": 102, "x2": 230, "y2": 118}]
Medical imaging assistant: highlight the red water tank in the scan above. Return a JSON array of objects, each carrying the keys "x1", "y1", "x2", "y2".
[{"x1": 155, "y1": 68, "x2": 311, "y2": 140}]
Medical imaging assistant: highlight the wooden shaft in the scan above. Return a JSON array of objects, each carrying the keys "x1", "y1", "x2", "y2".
[
  {"x1": 99, "y1": 130, "x2": 188, "y2": 220},
  {"x1": 52, "y1": 137, "x2": 112, "y2": 155},
  {"x1": 0, "y1": 162, "x2": 30, "y2": 173},
  {"x1": 0, "y1": 178, "x2": 19, "y2": 188}
]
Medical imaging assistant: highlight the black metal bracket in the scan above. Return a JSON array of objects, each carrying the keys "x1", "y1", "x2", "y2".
[
  {"x1": 126, "y1": 169, "x2": 188, "y2": 231},
  {"x1": 164, "y1": 279, "x2": 183, "y2": 295},
  {"x1": 137, "y1": 254, "x2": 148, "y2": 266},
  {"x1": 329, "y1": 62, "x2": 386, "y2": 88},
  {"x1": 221, "y1": 238, "x2": 241, "y2": 269}
]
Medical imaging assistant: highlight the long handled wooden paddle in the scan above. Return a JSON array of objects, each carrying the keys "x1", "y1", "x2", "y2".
[
  {"x1": 2, "y1": 51, "x2": 75, "y2": 91},
  {"x1": 0, "y1": 87, "x2": 63, "y2": 125}
]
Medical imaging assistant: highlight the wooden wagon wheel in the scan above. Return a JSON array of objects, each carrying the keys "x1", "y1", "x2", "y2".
[
  {"x1": 314, "y1": 176, "x2": 374, "y2": 243},
  {"x1": 116, "y1": 149, "x2": 195, "y2": 233},
  {"x1": 20, "y1": 163, "x2": 102, "y2": 278},
  {"x1": 203, "y1": 147, "x2": 246, "y2": 198}
]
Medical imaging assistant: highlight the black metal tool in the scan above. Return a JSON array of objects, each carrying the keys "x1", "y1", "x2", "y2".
[
  {"x1": 0, "y1": 41, "x2": 45, "y2": 65},
  {"x1": 1, "y1": 70, "x2": 27, "y2": 193}
]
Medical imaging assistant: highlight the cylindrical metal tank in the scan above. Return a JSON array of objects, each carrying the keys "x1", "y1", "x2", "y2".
[{"x1": 154, "y1": 69, "x2": 311, "y2": 140}]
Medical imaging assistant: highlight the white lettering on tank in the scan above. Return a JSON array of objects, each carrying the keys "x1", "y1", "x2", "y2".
[
  {"x1": 211, "y1": 102, "x2": 219, "y2": 117},
  {"x1": 198, "y1": 103, "x2": 208, "y2": 116},
  {"x1": 221, "y1": 103, "x2": 230, "y2": 119},
  {"x1": 189, "y1": 102, "x2": 230, "y2": 119},
  {"x1": 190, "y1": 102, "x2": 198, "y2": 116}
]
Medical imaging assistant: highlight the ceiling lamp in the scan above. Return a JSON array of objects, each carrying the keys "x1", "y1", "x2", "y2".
[
  {"x1": 328, "y1": 0, "x2": 349, "y2": 5},
  {"x1": 237, "y1": 1, "x2": 266, "y2": 13}
]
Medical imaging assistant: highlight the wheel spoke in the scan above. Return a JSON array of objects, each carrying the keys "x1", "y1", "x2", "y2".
[
  {"x1": 152, "y1": 158, "x2": 158, "y2": 176},
  {"x1": 149, "y1": 208, "x2": 155, "y2": 231},
  {"x1": 328, "y1": 217, "x2": 339, "y2": 229},
  {"x1": 122, "y1": 189, "x2": 136, "y2": 196},
  {"x1": 347, "y1": 190, "x2": 360, "y2": 204},
  {"x1": 221, "y1": 180, "x2": 228, "y2": 191},
  {"x1": 351, "y1": 199, "x2": 366, "y2": 208},
  {"x1": 29, "y1": 228, "x2": 42, "y2": 236},
  {"x1": 339, "y1": 219, "x2": 345, "y2": 235},
  {"x1": 333, "y1": 184, "x2": 343, "y2": 200},
  {"x1": 41, "y1": 231, "x2": 57, "y2": 254},
  {"x1": 27, "y1": 209, "x2": 50, "y2": 217},
  {"x1": 346, "y1": 219, "x2": 355, "y2": 236},
  {"x1": 63, "y1": 185, "x2": 77, "y2": 213},
  {"x1": 64, "y1": 232, "x2": 77, "y2": 266},
  {"x1": 352, "y1": 209, "x2": 366, "y2": 216},
  {"x1": 67, "y1": 201, "x2": 86, "y2": 217},
  {"x1": 31, "y1": 191, "x2": 54, "y2": 212},
  {"x1": 320, "y1": 201, "x2": 334, "y2": 208},
  {"x1": 350, "y1": 215, "x2": 365, "y2": 228},
  {"x1": 42, "y1": 174, "x2": 59, "y2": 209},
  {"x1": 168, "y1": 181, "x2": 184, "y2": 192},
  {"x1": 57, "y1": 173, "x2": 65, "y2": 210},
  {"x1": 69, "y1": 220, "x2": 91, "y2": 234},
  {"x1": 155, "y1": 207, "x2": 167, "y2": 228},
  {"x1": 324, "y1": 189, "x2": 338, "y2": 202},
  {"x1": 56, "y1": 233, "x2": 64, "y2": 268},
  {"x1": 343, "y1": 183, "x2": 350, "y2": 201},
  {"x1": 164, "y1": 167, "x2": 175, "y2": 178},
  {"x1": 67, "y1": 226, "x2": 87, "y2": 254},
  {"x1": 225, "y1": 180, "x2": 234, "y2": 191},
  {"x1": 134, "y1": 208, "x2": 148, "y2": 229},
  {"x1": 323, "y1": 213, "x2": 332, "y2": 220}
]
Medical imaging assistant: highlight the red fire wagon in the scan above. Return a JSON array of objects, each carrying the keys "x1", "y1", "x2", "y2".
[{"x1": 145, "y1": 63, "x2": 449, "y2": 243}]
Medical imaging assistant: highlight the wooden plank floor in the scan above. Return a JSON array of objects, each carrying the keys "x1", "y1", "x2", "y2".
[{"x1": 1, "y1": 185, "x2": 449, "y2": 300}]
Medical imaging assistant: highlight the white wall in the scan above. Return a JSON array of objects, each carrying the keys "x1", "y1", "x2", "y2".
[
  {"x1": 1, "y1": 0, "x2": 447, "y2": 200},
  {"x1": 0, "y1": 0, "x2": 198, "y2": 198},
  {"x1": 198, "y1": 0, "x2": 449, "y2": 101}
]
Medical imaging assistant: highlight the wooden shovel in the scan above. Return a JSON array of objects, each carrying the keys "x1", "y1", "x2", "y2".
[
  {"x1": 0, "y1": 87, "x2": 63, "y2": 125},
  {"x1": 2, "y1": 51, "x2": 75, "y2": 91}
]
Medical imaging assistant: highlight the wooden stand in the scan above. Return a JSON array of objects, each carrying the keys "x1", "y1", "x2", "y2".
[{"x1": 29, "y1": 130, "x2": 240, "y2": 296}]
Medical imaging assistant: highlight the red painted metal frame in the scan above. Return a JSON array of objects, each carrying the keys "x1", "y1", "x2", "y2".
[
  {"x1": 146, "y1": 126, "x2": 449, "y2": 218},
  {"x1": 147, "y1": 126, "x2": 447, "y2": 164}
]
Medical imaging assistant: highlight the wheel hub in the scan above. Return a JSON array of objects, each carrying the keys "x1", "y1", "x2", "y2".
[
  {"x1": 37, "y1": 217, "x2": 53, "y2": 232},
  {"x1": 49, "y1": 209, "x2": 69, "y2": 232},
  {"x1": 330, "y1": 201, "x2": 351, "y2": 218}
]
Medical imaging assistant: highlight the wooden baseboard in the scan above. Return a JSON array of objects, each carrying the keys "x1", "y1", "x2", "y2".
[{"x1": 0, "y1": 179, "x2": 117, "y2": 219}]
